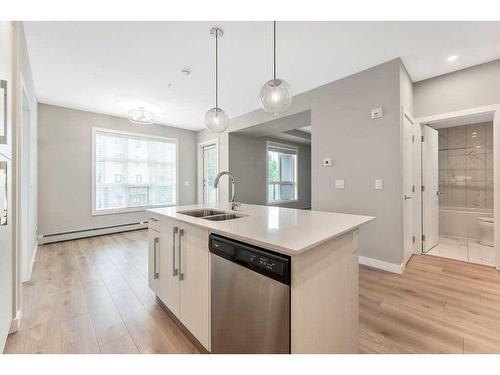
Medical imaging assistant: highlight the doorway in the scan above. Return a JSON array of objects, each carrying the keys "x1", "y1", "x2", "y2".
[
  {"x1": 198, "y1": 140, "x2": 218, "y2": 205},
  {"x1": 419, "y1": 108, "x2": 498, "y2": 267}
]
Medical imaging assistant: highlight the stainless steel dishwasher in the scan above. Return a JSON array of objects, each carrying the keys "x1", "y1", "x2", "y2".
[{"x1": 209, "y1": 234, "x2": 291, "y2": 354}]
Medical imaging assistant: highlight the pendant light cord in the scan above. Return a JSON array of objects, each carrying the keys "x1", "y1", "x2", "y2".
[
  {"x1": 215, "y1": 30, "x2": 219, "y2": 109},
  {"x1": 273, "y1": 21, "x2": 276, "y2": 80}
]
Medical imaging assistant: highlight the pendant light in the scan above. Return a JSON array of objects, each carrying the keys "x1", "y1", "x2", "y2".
[
  {"x1": 259, "y1": 21, "x2": 292, "y2": 115},
  {"x1": 205, "y1": 27, "x2": 230, "y2": 133}
]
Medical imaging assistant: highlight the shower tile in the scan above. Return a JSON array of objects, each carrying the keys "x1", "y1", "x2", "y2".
[
  {"x1": 448, "y1": 147, "x2": 466, "y2": 156},
  {"x1": 466, "y1": 154, "x2": 486, "y2": 182},
  {"x1": 466, "y1": 123, "x2": 485, "y2": 149},
  {"x1": 438, "y1": 150, "x2": 447, "y2": 182},
  {"x1": 466, "y1": 182, "x2": 486, "y2": 208},
  {"x1": 438, "y1": 184, "x2": 447, "y2": 206},
  {"x1": 486, "y1": 150, "x2": 493, "y2": 182},
  {"x1": 447, "y1": 154, "x2": 466, "y2": 184},
  {"x1": 447, "y1": 183, "x2": 466, "y2": 207},
  {"x1": 485, "y1": 122, "x2": 493, "y2": 146},
  {"x1": 447, "y1": 126, "x2": 466, "y2": 149},
  {"x1": 438, "y1": 128, "x2": 448, "y2": 150},
  {"x1": 486, "y1": 182, "x2": 494, "y2": 209}
]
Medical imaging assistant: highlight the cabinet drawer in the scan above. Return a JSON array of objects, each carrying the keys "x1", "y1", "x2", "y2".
[{"x1": 148, "y1": 214, "x2": 160, "y2": 231}]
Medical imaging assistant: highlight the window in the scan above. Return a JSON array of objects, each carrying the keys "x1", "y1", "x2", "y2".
[
  {"x1": 267, "y1": 141, "x2": 298, "y2": 204},
  {"x1": 93, "y1": 128, "x2": 177, "y2": 214}
]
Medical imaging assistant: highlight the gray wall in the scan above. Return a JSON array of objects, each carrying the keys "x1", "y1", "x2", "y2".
[
  {"x1": 219, "y1": 59, "x2": 406, "y2": 265},
  {"x1": 38, "y1": 104, "x2": 197, "y2": 236},
  {"x1": 228, "y1": 133, "x2": 311, "y2": 209},
  {"x1": 414, "y1": 59, "x2": 500, "y2": 117}
]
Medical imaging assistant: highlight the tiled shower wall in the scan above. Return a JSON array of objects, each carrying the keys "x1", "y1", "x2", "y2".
[{"x1": 438, "y1": 122, "x2": 494, "y2": 209}]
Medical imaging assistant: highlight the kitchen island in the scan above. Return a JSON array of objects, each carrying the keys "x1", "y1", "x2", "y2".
[{"x1": 146, "y1": 203, "x2": 374, "y2": 354}]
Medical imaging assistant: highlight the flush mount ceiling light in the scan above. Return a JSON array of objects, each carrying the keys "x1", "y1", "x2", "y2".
[
  {"x1": 259, "y1": 21, "x2": 292, "y2": 115},
  {"x1": 128, "y1": 107, "x2": 154, "y2": 125},
  {"x1": 447, "y1": 55, "x2": 458, "y2": 62},
  {"x1": 205, "y1": 27, "x2": 229, "y2": 133}
]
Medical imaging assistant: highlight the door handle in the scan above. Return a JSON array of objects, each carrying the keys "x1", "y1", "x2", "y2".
[
  {"x1": 178, "y1": 228, "x2": 184, "y2": 281},
  {"x1": 153, "y1": 237, "x2": 159, "y2": 279},
  {"x1": 404, "y1": 195, "x2": 412, "y2": 200},
  {"x1": 437, "y1": 190, "x2": 443, "y2": 196},
  {"x1": 172, "y1": 226, "x2": 178, "y2": 276}
]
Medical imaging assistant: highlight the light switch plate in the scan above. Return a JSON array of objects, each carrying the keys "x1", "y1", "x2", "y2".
[
  {"x1": 335, "y1": 179, "x2": 345, "y2": 189},
  {"x1": 323, "y1": 158, "x2": 333, "y2": 167},
  {"x1": 375, "y1": 179, "x2": 383, "y2": 190}
]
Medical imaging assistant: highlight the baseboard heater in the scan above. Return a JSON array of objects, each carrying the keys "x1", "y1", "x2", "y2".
[{"x1": 38, "y1": 221, "x2": 148, "y2": 244}]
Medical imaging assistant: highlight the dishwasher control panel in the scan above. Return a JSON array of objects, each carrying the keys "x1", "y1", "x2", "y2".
[{"x1": 209, "y1": 234, "x2": 290, "y2": 285}]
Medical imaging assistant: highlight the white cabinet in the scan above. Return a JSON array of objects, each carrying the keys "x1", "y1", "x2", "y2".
[
  {"x1": 150, "y1": 217, "x2": 210, "y2": 349},
  {"x1": 178, "y1": 222, "x2": 210, "y2": 348},
  {"x1": 147, "y1": 227, "x2": 160, "y2": 295},
  {"x1": 159, "y1": 217, "x2": 180, "y2": 316}
]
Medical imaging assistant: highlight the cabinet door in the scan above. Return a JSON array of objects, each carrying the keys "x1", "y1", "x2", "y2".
[
  {"x1": 178, "y1": 223, "x2": 210, "y2": 349},
  {"x1": 159, "y1": 217, "x2": 180, "y2": 317},
  {"x1": 147, "y1": 227, "x2": 160, "y2": 294}
]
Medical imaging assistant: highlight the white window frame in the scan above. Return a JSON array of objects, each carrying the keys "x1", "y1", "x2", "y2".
[
  {"x1": 197, "y1": 138, "x2": 219, "y2": 205},
  {"x1": 91, "y1": 127, "x2": 179, "y2": 216},
  {"x1": 266, "y1": 141, "x2": 299, "y2": 205}
]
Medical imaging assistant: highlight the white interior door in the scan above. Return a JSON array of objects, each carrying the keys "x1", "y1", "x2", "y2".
[
  {"x1": 403, "y1": 115, "x2": 416, "y2": 264},
  {"x1": 202, "y1": 144, "x2": 217, "y2": 205},
  {"x1": 422, "y1": 125, "x2": 439, "y2": 252}
]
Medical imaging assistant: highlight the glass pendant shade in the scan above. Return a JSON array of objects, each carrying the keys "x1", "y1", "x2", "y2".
[
  {"x1": 205, "y1": 107, "x2": 230, "y2": 133},
  {"x1": 259, "y1": 78, "x2": 292, "y2": 115}
]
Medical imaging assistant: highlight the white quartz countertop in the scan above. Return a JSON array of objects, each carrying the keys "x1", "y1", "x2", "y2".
[{"x1": 147, "y1": 203, "x2": 374, "y2": 256}]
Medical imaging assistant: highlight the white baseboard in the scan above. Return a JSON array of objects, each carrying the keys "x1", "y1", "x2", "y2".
[
  {"x1": 359, "y1": 255, "x2": 405, "y2": 274},
  {"x1": 24, "y1": 241, "x2": 38, "y2": 282},
  {"x1": 38, "y1": 222, "x2": 148, "y2": 244},
  {"x1": 9, "y1": 310, "x2": 21, "y2": 334}
]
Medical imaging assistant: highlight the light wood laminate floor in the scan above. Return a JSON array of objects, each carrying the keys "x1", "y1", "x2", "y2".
[{"x1": 5, "y1": 230, "x2": 500, "y2": 354}]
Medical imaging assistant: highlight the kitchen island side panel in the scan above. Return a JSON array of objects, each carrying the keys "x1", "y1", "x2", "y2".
[{"x1": 290, "y1": 230, "x2": 359, "y2": 354}]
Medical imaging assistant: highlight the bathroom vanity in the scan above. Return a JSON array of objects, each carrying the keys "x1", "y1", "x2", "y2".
[{"x1": 146, "y1": 203, "x2": 374, "y2": 354}]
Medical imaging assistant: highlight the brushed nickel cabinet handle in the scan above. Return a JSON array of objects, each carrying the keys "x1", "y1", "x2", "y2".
[
  {"x1": 178, "y1": 228, "x2": 184, "y2": 281},
  {"x1": 153, "y1": 237, "x2": 159, "y2": 279},
  {"x1": 172, "y1": 226, "x2": 179, "y2": 276}
]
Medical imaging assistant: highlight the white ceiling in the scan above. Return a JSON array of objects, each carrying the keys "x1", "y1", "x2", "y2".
[{"x1": 23, "y1": 21, "x2": 500, "y2": 131}]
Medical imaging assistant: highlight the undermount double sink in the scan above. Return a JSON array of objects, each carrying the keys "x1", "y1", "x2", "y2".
[{"x1": 177, "y1": 209, "x2": 244, "y2": 221}]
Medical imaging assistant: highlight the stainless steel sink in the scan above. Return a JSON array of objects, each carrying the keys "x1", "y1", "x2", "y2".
[
  {"x1": 177, "y1": 209, "x2": 226, "y2": 218},
  {"x1": 203, "y1": 214, "x2": 244, "y2": 221}
]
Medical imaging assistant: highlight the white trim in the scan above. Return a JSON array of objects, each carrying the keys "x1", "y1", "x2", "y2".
[
  {"x1": 266, "y1": 140, "x2": 299, "y2": 205},
  {"x1": 26, "y1": 241, "x2": 38, "y2": 282},
  {"x1": 91, "y1": 127, "x2": 179, "y2": 216},
  {"x1": 359, "y1": 255, "x2": 405, "y2": 274},
  {"x1": 38, "y1": 222, "x2": 147, "y2": 245},
  {"x1": 416, "y1": 104, "x2": 500, "y2": 270},
  {"x1": 197, "y1": 138, "x2": 219, "y2": 205},
  {"x1": 9, "y1": 310, "x2": 21, "y2": 334},
  {"x1": 416, "y1": 104, "x2": 499, "y2": 125},
  {"x1": 18, "y1": 73, "x2": 35, "y2": 284}
]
